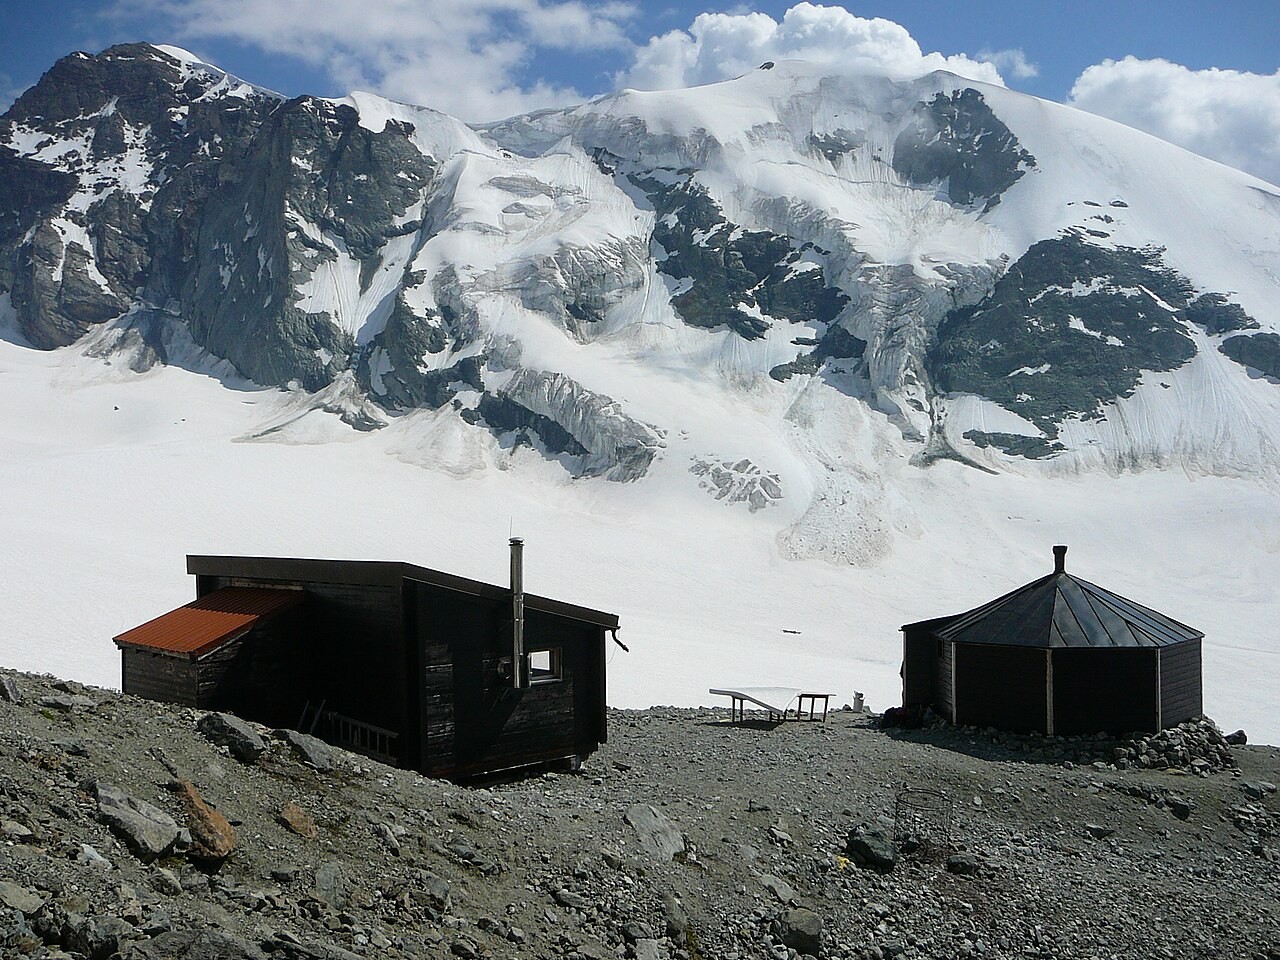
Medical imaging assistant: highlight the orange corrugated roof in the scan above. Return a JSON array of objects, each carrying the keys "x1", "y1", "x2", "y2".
[{"x1": 113, "y1": 587, "x2": 304, "y2": 658}]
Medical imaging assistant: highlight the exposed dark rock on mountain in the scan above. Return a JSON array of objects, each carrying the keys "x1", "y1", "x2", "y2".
[
  {"x1": 635, "y1": 175, "x2": 849, "y2": 341},
  {"x1": 930, "y1": 236, "x2": 1199, "y2": 435},
  {"x1": 1221, "y1": 332, "x2": 1280, "y2": 380},
  {"x1": 892, "y1": 88, "x2": 1036, "y2": 211}
]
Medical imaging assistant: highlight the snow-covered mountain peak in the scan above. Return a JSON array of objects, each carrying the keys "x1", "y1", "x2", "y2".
[{"x1": 4, "y1": 43, "x2": 1280, "y2": 488}]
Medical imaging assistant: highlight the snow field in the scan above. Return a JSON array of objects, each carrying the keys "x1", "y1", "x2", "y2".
[{"x1": 2, "y1": 330, "x2": 1277, "y2": 743}]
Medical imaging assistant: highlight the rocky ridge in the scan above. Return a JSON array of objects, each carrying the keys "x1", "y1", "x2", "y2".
[{"x1": 1, "y1": 668, "x2": 1277, "y2": 960}]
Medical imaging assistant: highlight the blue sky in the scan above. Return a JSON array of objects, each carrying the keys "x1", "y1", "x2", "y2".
[{"x1": 4, "y1": 1, "x2": 1279, "y2": 182}]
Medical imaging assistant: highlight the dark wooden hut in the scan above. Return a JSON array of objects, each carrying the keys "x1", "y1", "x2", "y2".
[
  {"x1": 113, "y1": 541, "x2": 618, "y2": 779},
  {"x1": 901, "y1": 546, "x2": 1202, "y2": 736}
]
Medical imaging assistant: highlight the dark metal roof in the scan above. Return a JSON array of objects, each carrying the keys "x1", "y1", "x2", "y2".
[
  {"x1": 113, "y1": 587, "x2": 304, "y2": 658},
  {"x1": 906, "y1": 572, "x2": 1203, "y2": 649},
  {"x1": 186, "y1": 555, "x2": 619, "y2": 628}
]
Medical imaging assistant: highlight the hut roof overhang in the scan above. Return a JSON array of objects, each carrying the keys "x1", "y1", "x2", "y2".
[
  {"x1": 186, "y1": 555, "x2": 620, "y2": 629},
  {"x1": 113, "y1": 586, "x2": 304, "y2": 659},
  {"x1": 903, "y1": 571, "x2": 1203, "y2": 649}
]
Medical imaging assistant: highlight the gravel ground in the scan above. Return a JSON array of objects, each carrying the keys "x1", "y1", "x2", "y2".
[{"x1": 0, "y1": 668, "x2": 1277, "y2": 960}]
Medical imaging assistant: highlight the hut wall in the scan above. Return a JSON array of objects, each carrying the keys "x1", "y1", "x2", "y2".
[
  {"x1": 1159, "y1": 639, "x2": 1202, "y2": 727},
  {"x1": 1052, "y1": 647, "x2": 1157, "y2": 736},
  {"x1": 934, "y1": 639, "x2": 956, "y2": 722},
  {"x1": 901, "y1": 627, "x2": 935, "y2": 708},
  {"x1": 200, "y1": 574, "x2": 406, "y2": 757},
  {"x1": 954, "y1": 644, "x2": 1046, "y2": 733},
  {"x1": 195, "y1": 609, "x2": 309, "y2": 727},
  {"x1": 121, "y1": 648, "x2": 198, "y2": 705},
  {"x1": 411, "y1": 580, "x2": 605, "y2": 779}
]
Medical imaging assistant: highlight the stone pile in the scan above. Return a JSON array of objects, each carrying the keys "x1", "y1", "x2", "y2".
[{"x1": 1111, "y1": 717, "x2": 1237, "y2": 773}]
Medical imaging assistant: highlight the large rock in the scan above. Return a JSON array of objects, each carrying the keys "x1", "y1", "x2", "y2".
[
  {"x1": 123, "y1": 929, "x2": 268, "y2": 960},
  {"x1": 279, "y1": 801, "x2": 319, "y2": 839},
  {"x1": 172, "y1": 780, "x2": 236, "y2": 863},
  {"x1": 0, "y1": 675, "x2": 21, "y2": 703},
  {"x1": 0, "y1": 880, "x2": 45, "y2": 915},
  {"x1": 282, "y1": 729, "x2": 338, "y2": 772},
  {"x1": 845, "y1": 823, "x2": 897, "y2": 872},
  {"x1": 93, "y1": 782, "x2": 186, "y2": 862},
  {"x1": 197, "y1": 712, "x2": 266, "y2": 763},
  {"x1": 779, "y1": 907, "x2": 823, "y2": 955},
  {"x1": 313, "y1": 862, "x2": 347, "y2": 909},
  {"x1": 624, "y1": 803, "x2": 686, "y2": 861}
]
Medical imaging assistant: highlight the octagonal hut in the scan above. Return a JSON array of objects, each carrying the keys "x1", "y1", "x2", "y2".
[{"x1": 901, "y1": 546, "x2": 1203, "y2": 736}]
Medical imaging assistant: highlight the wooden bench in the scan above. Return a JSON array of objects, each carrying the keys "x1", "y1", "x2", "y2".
[{"x1": 709, "y1": 687, "x2": 831, "y2": 723}]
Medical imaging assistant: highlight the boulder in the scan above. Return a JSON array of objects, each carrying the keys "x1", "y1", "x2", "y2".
[
  {"x1": 779, "y1": 907, "x2": 823, "y2": 955},
  {"x1": 624, "y1": 803, "x2": 686, "y2": 861},
  {"x1": 759, "y1": 873, "x2": 799, "y2": 904},
  {"x1": 1242, "y1": 780, "x2": 1277, "y2": 800},
  {"x1": 412, "y1": 874, "x2": 451, "y2": 914},
  {"x1": 845, "y1": 824, "x2": 898, "y2": 872},
  {"x1": 282, "y1": 729, "x2": 338, "y2": 771},
  {"x1": 946, "y1": 852, "x2": 983, "y2": 876},
  {"x1": 123, "y1": 929, "x2": 268, "y2": 960},
  {"x1": 0, "y1": 675, "x2": 21, "y2": 703},
  {"x1": 197, "y1": 713, "x2": 266, "y2": 763},
  {"x1": 172, "y1": 780, "x2": 236, "y2": 863},
  {"x1": 1166, "y1": 794, "x2": 1195, "y2": 821},
  {"x1": 313, "y1": 862, "x2": 347, "y2": 909},
  {"x1": 39, "y1": 693, "x2": 95, "y2": 712},
  {"x1": 0, "y1": 880, "x2": 45, "y2": 915},
  {"x1": 278, "y1": 801, "x2": 319, "y2": 839},
  {"x1": 1225, "y1": 729, "x2": 1248, "y2": 745},
  {"x1": 94, "y1": 782, "x2": 186, "y2": 861}
]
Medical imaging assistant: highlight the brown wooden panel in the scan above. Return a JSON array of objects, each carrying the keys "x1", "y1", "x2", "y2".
[
  {"x1": 1053, "y1": 647, "x2": 1157, "y2": 735},
  {"x1": 955, "y1": 644, "x2": 1046, "y2": 733},
  {"x1": 902, "y1": 628, "x2": 934, "y2": 707},
  {"x1": 934, "y1": 639, "x2": 955, "y2": 720},
  {"x1": 123, "y1": 650, "x2": 198, "y2": 705},
  {"x1": 1160, "y1": 640, "x2": 1201, "y2": 726},
  {"x1": 412, "y1": 581, "x2": 606, "y2": 779}
]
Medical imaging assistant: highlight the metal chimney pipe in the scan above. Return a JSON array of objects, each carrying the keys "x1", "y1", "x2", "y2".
[
  {"x1": 510, "y1": 537, "x2": 527, "y2": 689},
  {"x1": 1053, "y1": 545, "x2": 1067, "y2": 574}
]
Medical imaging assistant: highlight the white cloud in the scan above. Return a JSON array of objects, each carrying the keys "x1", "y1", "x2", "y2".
[
  {"x1": 619, "y1": 2, "x2": 1006, "y2": 91},
  {"x1": 1069, "y1": 57, "x2": 1280, "y2": 186},
  {"x1": 108, "y1": 0, "x2": 637, "y2": 121},
  {"x1": 976, "y1": 48, "x2": 1039, "y2": 80}
]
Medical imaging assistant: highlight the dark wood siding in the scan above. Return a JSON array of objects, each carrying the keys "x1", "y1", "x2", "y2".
[
  {"x1": 901, "y1": 627, "x2": 934, "y2": 708},
  {"x1": 411, "y1": 581, "x2": 606, "y2": 779},
  {"x1": 1053, "y1": 647, "x2": 1157, "y2": 735},
  {"x1": 194, "y1": 608, "x2": 310, "y2": 726},
  {"x1": 1159, "y1": 639, "x2": 1202, "y2": 727},
  {"x1": 201, "y1": 575, "x2": 406, "y2": 757},
  {"x1": 122, "y1": 648, "x2": 198, "y2": 705},
  {"x1": 955, "y1": 644, "x2": 1046, "y2": 733},
  {"x1": 935, "y1": 639, "x2": 955, "y2": 722}
]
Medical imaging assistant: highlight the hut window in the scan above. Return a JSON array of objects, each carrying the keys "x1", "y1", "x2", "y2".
[{"x1": 528, "y1": 647, "x2": 563, "y2": 683}]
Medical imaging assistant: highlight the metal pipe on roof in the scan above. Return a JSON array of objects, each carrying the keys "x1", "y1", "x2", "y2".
[
  {"x1": 511, "y1": 538, "x2": 527, "y2": 689},
  {"x1": 1053, "y1": 544, "x2": 1067, "y2": 574}
]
